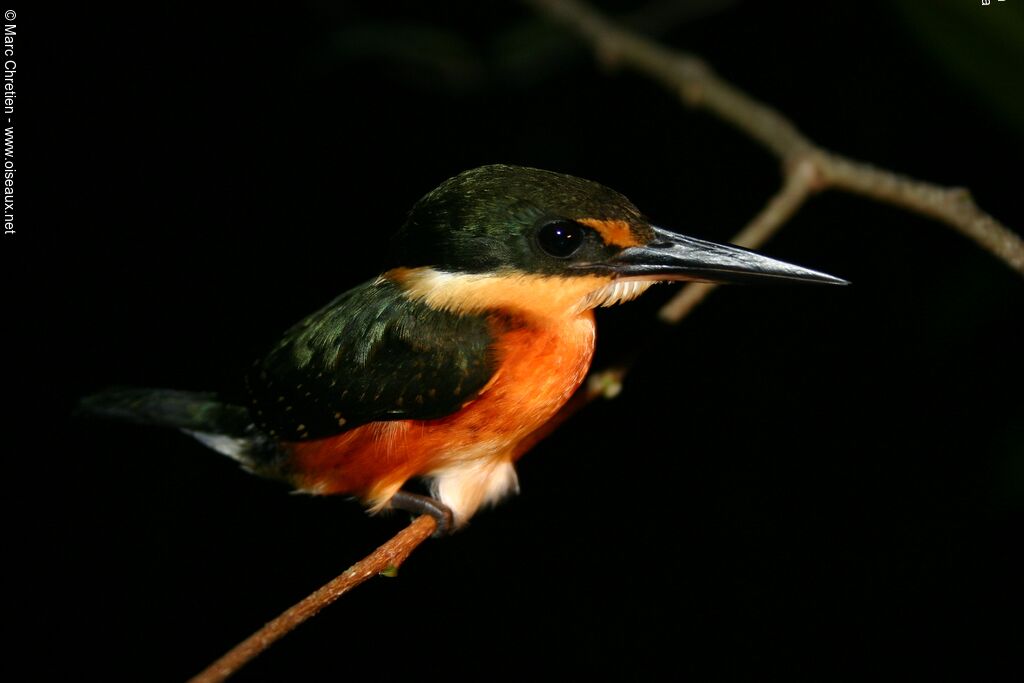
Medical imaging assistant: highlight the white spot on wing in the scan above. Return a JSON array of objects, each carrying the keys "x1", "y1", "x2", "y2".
[{"x1": 186, "y1": 430, "x2": 252, "y2": 464}]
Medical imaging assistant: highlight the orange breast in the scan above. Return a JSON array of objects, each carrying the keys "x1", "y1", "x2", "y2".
[{"x1": 284, "y1": 310, "x2": 597, "y2": 507}]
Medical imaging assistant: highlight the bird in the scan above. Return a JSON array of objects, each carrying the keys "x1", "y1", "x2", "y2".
[{"x1": 79, "y1": 164, "x2": 845, "y2": 534}]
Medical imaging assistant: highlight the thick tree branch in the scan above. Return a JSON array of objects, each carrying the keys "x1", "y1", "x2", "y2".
[
  {"x1": 525, "y1": 0, "x2": 1024, "y2": 278},
  {"x1": 188, "y1": 514, "x2": 437, "y2": 683}
]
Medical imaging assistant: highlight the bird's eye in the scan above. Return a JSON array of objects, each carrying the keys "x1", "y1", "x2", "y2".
[{"x1": 536, "y1": 220, "x2": 585, "y2": 258}]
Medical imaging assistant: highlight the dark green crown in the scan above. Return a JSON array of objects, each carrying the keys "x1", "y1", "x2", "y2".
[{"x1": 390, "y1": 164, "x2": 653, "y2": 275}]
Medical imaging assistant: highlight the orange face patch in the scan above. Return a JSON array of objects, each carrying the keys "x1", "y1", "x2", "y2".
[{"x1": 577, "y1": 218, "x2": 643, "y2": 248}]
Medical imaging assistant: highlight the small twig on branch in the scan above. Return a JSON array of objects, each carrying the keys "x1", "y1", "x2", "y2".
[
  {"x1": 188, "y1": 514, "x2": 437, "y2": 683},
  {"x1": 525, "y1": 0, "x2": 1024, "y2": 279}
]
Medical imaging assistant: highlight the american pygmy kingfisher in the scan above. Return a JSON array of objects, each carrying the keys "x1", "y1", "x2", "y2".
[{"x1": 81, "y1": 165, "x2": 845, "y2": 534}]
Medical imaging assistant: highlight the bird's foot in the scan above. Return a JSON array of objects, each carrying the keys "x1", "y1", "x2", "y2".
[{"x1": 389, "y1": 491, "x2": 455, "y2": 538}]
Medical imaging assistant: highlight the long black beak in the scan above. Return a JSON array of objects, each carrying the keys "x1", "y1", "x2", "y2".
[{"x1": 605, "y1": 226, "x2": 847, "y2": 285}]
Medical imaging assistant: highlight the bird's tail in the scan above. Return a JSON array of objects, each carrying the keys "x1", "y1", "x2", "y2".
[
  {"x1": 75, "y1": 387, "x2": 269, "y2": 468},
  {"x1": 77, "y1": 387, "x2": 250, "y2": 434}
]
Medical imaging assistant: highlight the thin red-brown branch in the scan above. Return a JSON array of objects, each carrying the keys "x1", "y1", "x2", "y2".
[{"x1": 188, "y1": 514, "x2": 437, "y2": 683}]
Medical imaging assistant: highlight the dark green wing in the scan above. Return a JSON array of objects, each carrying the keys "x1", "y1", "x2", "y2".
[{"x1": 246, "y1": 277, "x2": 496, "y2": 440}]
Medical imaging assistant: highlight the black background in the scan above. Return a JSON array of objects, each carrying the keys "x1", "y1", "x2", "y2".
[{"x1": 9, "y1": 1, "x2": 1024, "y2": 680}]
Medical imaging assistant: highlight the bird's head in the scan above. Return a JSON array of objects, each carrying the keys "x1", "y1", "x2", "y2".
[{"x1": 388, "y1": 164, "x2": 844, "y2": 318}]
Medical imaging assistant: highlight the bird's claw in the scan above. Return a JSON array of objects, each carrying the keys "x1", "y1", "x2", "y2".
[{"x1": 389, "y1": 491, "x2": 455, "y2": 538}]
